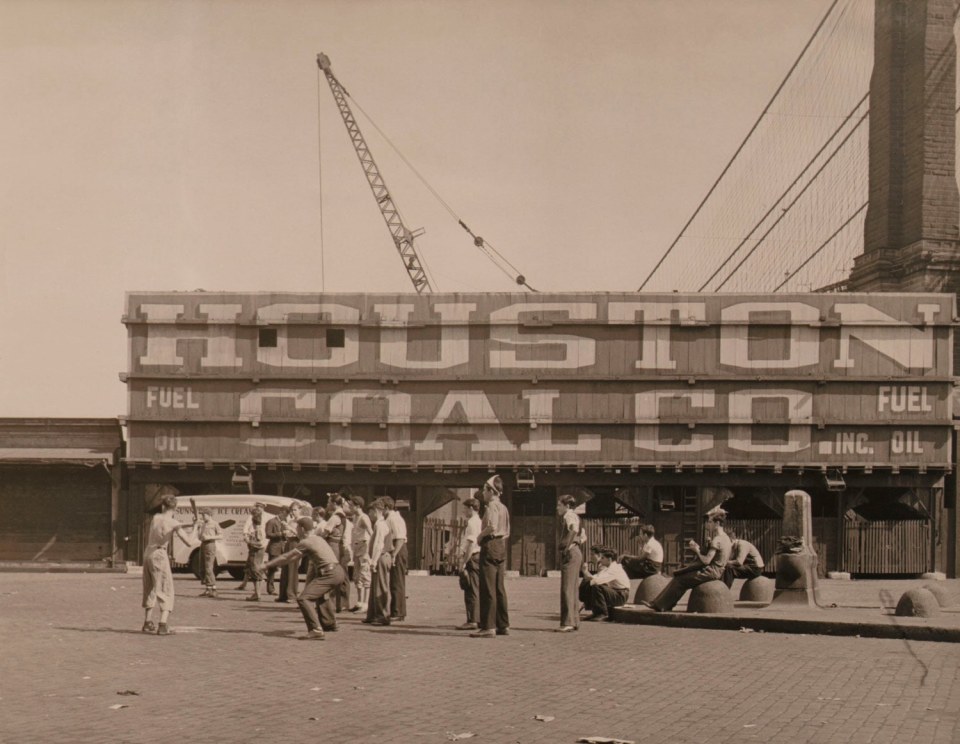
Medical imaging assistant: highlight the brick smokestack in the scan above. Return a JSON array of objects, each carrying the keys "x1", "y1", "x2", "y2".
[{"x1": 848, "y1": 0, "x2": 960, "y2": 292}]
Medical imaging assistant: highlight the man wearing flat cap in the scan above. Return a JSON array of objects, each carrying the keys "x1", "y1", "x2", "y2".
[{"x1": 471, "y1": 475, "x2": 510, "y2": 638}]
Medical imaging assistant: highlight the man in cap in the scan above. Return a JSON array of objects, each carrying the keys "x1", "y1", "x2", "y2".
[
  {"x1": 642, "y1": 506, "x2": 732, "y2": 612},
  {"x1": 262, "y1": 516, "x2": 344, "y2": 640},
  {"x1": 455, "y1": 495, "x2": 482, "y2": 630},
  {"x1": 471, "y1": 475, "x2": 510, "y2": 638},
  {"x1": 241, "y1": 502, "x2": 268, "y2": 601},
  {"x1": 142, "y1": 495, "x2": 194, "y2": 635},
  {"x1": 193, "y1": 507, "x2": 222, "y2": 597}
]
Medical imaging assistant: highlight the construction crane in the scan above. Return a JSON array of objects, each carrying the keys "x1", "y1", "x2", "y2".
[{"x1": 316, "y1": 53, "x2": 432, "y2": 293}]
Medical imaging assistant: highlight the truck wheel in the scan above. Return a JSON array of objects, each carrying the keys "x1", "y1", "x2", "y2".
[{"x1": 227, "y1": 566, "x2": 245, "y2": 581}]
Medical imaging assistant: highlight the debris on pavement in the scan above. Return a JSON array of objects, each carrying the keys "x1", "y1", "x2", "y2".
[
  {"x1": 116, "y1": 690, "x2": 140, "y2": 696},
  {"x1": 108, "y1": 704, "x2": 128, "y2": 710},
  {"x1": 446, "y1": 733, "x2": 475, "y2": 741},
  {"x1": 576, "y1": 738, "x2": 635, "y2": 744},
  {"x1": 533, "y1": 715, "x2": 555, "y2": 722}
]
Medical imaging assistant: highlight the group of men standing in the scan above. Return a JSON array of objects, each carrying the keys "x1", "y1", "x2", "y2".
[
  {"x1": 258, "y1": 491, "x2": 409, "y2": 640},
  {"x1": 142, "y1": 482, "x2": 766, "y2": 639}
]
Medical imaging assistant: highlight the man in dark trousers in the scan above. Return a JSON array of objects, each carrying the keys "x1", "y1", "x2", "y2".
[
  {"x1": 382, "y1": 496, "x2": 408, "y2": 622},
  {"x1": 471, "y1": 475, "x2": 510, "y2": 638},
  {"x1": 456, "y1": 495, "x2": 482, "y2": 630},
  {"x1": 264, "y1": 506, "x2": 289, "y2": 596},
  {"x1": 262, "y1": 516, "x2": 344, "y2": 641}
]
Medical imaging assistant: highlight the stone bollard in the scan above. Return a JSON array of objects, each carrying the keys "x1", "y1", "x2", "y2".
[
  {"x1": 633, "y1": 573, "x2": 670, "y2": 604},
  {"x1": 739, "y1": 575, "x2": 774, "y2": 603},
  {"x1": 627, "y1": 578, "x2": 643, "y2": 604},
  {"x1": 894, "y1": 588, "x2": 941, "y2": 618},
  {"x1": 687, "y1": 581, "x2": 734, "y2": 613},
  {"x1": 921, "y1": 583, "x2": 956, "y2": 609}
]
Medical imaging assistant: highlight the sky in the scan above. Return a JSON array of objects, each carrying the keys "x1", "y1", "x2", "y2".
[{"x1": 0, "y1": 0, "x2": 836, "y2": 418}]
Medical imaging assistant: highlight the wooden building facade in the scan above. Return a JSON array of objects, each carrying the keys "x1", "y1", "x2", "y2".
[
  {"x1": 0, "y1": 419, "x2": 123, "y2": 563},
  {"x1": 120, "y1": 291, "x2": 958, "y2": 576}
]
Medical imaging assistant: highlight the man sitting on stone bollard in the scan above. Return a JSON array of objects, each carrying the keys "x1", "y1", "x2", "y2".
[
  {"x1": 722, "y1": 528, "x2": 764, "y2": 589},
  {"x1": 642, "y1": 506, "x2": 732, "y2": 612},
  {"x1": 620, "y1": 524, "x2": 663, "y2": 579}
]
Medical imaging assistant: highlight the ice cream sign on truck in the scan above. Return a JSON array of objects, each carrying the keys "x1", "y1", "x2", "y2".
[{"x1": 170, "y1": 494, "x2": 301, "y2": 579}]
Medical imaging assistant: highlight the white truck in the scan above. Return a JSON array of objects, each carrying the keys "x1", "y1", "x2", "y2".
[{"x1": 171, "y1": 494, "x2": 306, "y2": 580}]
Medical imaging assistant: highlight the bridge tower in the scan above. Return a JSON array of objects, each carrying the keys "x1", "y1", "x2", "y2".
[{"x1": 847, "y1": 0, "x2": 960, "y2": 294}]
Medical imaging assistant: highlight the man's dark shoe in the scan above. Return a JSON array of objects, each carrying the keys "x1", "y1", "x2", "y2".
[
  {"x1": 303, "y1": 629, "x2": 325, "y2": 641},
  {"x1": 584, "y1": 614, "x2": 604, "y2": 621},
  {"x1": 275, "y1": 598, "x2": 289, "y2": 603},
  {"x1": 141, "y1": 621, "x2": 156, "y2": 633},
  {"x1": 389, "y1": 615, "x2": 405, "y2": 622},
  {"x1": 156, "y1": 623, "x2": 174, "y2": 636},
  {"x1": 470, "y1": 629, "x2": 495, "y2": 638},
  {"x1": 496, "y1": 627, "x2": 510, "y2": 636},
  {"x1": 370, "y1": 619, "x2": 391, "y2": 626},
  {"x1": 456, "y1": 622, "x2": 479, "y2": 631}
]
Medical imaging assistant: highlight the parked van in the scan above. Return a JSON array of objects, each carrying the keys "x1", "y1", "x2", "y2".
[{"x1": 170, "y1": 494, "x2": 307, "y2": 580}]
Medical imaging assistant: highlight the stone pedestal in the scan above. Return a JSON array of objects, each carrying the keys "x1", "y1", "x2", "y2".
[{"x1": 770, "y1": 489, "x2": 820, "y2": 608}]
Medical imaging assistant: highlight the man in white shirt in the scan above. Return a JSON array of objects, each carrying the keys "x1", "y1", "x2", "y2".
[
  {"x1": 362, "y1": 499, "x2": 394, "y2": 626},
  {"x1": 241, "y1": 503, "x2": 268, "y2": 601},
  {"x1": 580, "y1": 547, "x2": 631, "y2": 621},
  {"x1": 621, "y1": 524, "x2": 664, "y2": 579},
  {"x1": 348, "y1": 495, "x2": 373, "y2": 613},
  {"x1": 383, "y1": 497, "x2": 408, "y2": 622},
  {"x1": 456, "y1": 495, "x2": 482, "y2": 630},
  {"x1": 142, "y1": 495, "x2": 194, "y2": 635}
]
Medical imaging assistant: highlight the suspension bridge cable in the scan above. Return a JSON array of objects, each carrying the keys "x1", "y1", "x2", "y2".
[
  {"x1": 636, "y1": 0, "x2": 843, "y2": 291},
  {"x1": 697, "y1": 91, "x2": 869, "y2": 291},
  {"x1": 715, "y1": 106, "x2": 870, "y2": 290},
  {"x1": 773, "y1": 202, "x2": 867, "y2": 291}
]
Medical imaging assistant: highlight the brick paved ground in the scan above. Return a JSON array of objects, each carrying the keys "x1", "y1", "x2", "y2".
[{"x1": 1, "y1": 573, "x2": 958, "y2": 744}]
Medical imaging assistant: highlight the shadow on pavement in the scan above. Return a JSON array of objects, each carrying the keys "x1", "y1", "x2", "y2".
[{"x1": 54, "y1": 625, "x2": 300, "y2": 640}]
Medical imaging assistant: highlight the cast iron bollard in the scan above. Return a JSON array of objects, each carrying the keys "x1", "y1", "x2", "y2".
[{"x1": 687, "y1": 581, "x2": 734, "y2": 613}]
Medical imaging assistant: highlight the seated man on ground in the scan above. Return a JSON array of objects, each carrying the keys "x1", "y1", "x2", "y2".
[
  {"x1": 580, "y1": 547, "x2": 631, "y2": 621},
  {"x1": 620, "y1": 523, "x2": 663, "y2": 579},
  {"x1": 642, "y1": 506, "x2": 732, "y2": 612},
  {"x1": 722, "y1": 528, "x2": 764, "y2": 588},
  {"x1": 578, "y1": 543, "x2": 605, "y2": 611}
]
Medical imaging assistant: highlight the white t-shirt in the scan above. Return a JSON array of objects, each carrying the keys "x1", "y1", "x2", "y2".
[
  {"x1": 461, "y1": 513, "x2": 482, "y2": 558},
  {"x1": 641, "y1": 537, "x2": 664, "y2": 563},
  {"x1": 386, "y1": 510, "x2": 408, "y2": 541}
]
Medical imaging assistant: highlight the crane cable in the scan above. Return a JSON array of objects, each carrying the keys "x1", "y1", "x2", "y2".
[
  {"x1": 316, "y1": 70, "x2": 326, "y2": 292},
  {"x1": 345, "y1": 93, "x2": 538, "y2": 292}
]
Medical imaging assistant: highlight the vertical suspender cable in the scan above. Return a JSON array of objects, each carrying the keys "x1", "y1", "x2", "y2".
[{"x1": 637, "y1": 0, "x2": 842, "y2": 291}]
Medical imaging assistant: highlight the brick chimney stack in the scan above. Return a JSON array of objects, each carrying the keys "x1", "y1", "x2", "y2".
[{"x1": 848, "y1": 0, "x2": 960, "y2": 293}]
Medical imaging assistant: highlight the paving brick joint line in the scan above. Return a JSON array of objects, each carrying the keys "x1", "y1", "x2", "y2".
[{"x1": 0, "y1": 574, "x2": 958, "y2": 744}]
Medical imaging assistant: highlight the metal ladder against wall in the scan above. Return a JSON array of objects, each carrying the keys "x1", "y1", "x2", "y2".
[{"x1": 680, "y1": 488, "x2": 700, "y2": 555}]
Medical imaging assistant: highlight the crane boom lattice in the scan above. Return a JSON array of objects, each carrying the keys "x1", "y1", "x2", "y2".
[{"x1": 317, "y1": 53, "x2": 432, "y2": 293}]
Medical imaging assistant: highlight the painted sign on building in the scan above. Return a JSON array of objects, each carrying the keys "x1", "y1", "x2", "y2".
[{"x1": 123, "y1": 292, "x2": 954, "y2": 468}]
